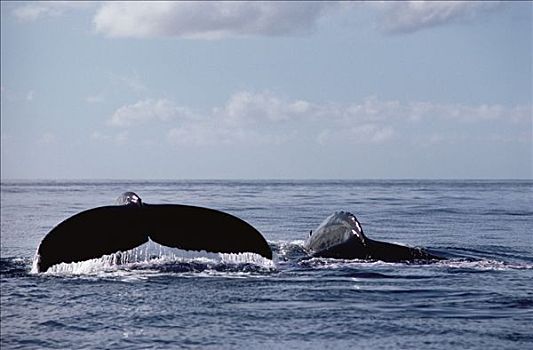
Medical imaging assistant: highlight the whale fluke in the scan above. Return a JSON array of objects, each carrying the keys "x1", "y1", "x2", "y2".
[
  {"x1": 35, "y1": 193, "x2": 272, "y2": 272},
  {"x1": 143, "y1": 204, "x2": 272, "y2": 259}
]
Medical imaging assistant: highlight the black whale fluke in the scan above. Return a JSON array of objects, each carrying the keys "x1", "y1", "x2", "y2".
[
  {"x1": 143, "y1": 204, "x2": 272, "y2": 259},
  {"x1": 35, "y1": 192, "x2": 272, "y2": 273}
]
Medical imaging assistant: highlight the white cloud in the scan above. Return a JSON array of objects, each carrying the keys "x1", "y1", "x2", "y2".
[
  {"x1": 12, "y1": 1, "x2": 504, "y2": 37},
  {"x1": 107, "y1": 92, "x2": 531, "y2": 147},
  {"x1": 340, "y1": 97, "x2": 402, "y2": 122},
  {"x1": 357, "y1": 124, "x2": 395, "y2": 143},
  {"x1": 217, "y1": 91, "x2": 313, "y2": 124},
  {"x1": 331, "y1": 97, "x2": 531, "y2": 124},
  {"x1": 93, "y1": 1, "x2": 336, "y2": 39},
  {"x1": 12, "y1": 1, "x2": 93, "y2": 22},
  {"x1": 167, "y1": 124, "x2": 246, "y2": 147},
  {"x1": 404, "y1": 102, "x2": 531, "y2": 123},
  {"x1": 374, "y1": 1, "x2": 501, "y2": 34},
  {"x1": 317, "y1": 124, "x2": 395, "y2": 145},
  {"x1": 167, "y1": 123, "x2": 294, "y2": 147},
  {"x1": 91, "y1": 130, "x2": 130, "y2": 145},
  {"x1": 109, "y1": 99, "x2": 194, "y2": 127}
]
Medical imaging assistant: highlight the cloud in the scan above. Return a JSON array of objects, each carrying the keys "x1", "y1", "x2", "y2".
[
  {"x1": 93, "y1": 1, "x2": 336, "y2": 39},
  {"x1": 167, "y1": 124, "x2": 294, "y2": 147},
  {"x1": 354, "y1": 124, "x2": 395, "y2": 143},
  {"x1": 108, "y1": 91, "x2": 312, "y2": 146},
  {"x1": 217, "y1": 91, "x2": 312, "y2": 124},
  {"x1": 106, "y1": 92, "x2": 531, "y2": 147},
  {"x1": 12, "y1": 1, "x2": 93, "y2": 22},
  {"x1": 93, "y1": 1, "x2": 504, "y2": 38},
  {"x1": 374, "y1": 1, "x2": 502, "y2": 34},
  {"x1": 331, "y1": 97, "x2": 531, "y2": 124},
  {"x1": 167, "y1": 124, "x2": 246, "y2": 147},
  {"x1": 12, "y1": 1, "x2": 504, "y2": 37},
  {"x1": 91, "y1": 130, "x2": 129, "y2": 145},
  {"x1": 403, "y1": 101, "x2": 530, "y2": 123},
  {"x1": 317, "y1": 124, "x2": 395, "y2": 145},
  {"x1": 109, "y1": 99, "x2": 194, "y2": 127}
]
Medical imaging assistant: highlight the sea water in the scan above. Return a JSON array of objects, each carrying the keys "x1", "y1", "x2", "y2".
[{"x1": 1, "y1": 180, "x2": 532, "y2": 349}]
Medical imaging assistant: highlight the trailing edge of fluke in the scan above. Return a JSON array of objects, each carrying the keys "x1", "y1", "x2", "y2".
[{"x1": 35, "y1": 192, "x2": 272, "y2": 273}]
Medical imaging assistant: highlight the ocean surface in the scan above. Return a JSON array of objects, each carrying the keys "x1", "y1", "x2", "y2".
[{"x1": 1, "y1": 180, "x2": 532, "y2": 349}]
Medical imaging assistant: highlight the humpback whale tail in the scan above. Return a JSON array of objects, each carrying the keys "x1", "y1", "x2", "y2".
[{"x1": 35, "y1": 192, "x2": 273, "y2": 273}]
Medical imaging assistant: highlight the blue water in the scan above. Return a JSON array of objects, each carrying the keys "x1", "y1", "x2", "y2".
[{"x1": 1, "y1": 180, "x2": 532, "y2": 349}]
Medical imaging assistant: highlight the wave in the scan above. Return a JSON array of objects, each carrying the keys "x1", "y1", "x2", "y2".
[
  {"x1": 2, "y1": 239, "x2": 528, "y2": 281},
  {"x1": 434, "y1": 258, "x2": 533, "y2": 271},
  {"x1": 296, "y1": 256, "x2": 533, "y2": 272},
  {"x1": 0, "y1": 257, "x2": 32, "y2": 277}
]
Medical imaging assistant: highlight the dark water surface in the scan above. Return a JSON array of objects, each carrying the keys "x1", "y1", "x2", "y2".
[{"x1": 1, "y1": 180, "x2": 532, "y2": 349}]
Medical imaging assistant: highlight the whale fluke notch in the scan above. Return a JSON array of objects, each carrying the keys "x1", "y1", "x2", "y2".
[{"x1": 35, "y1": 192, "x2": 272, "y2": 272}]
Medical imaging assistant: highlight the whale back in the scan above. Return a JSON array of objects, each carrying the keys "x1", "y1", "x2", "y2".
[
  {"x1": 304, "y1": 211, "x2": 445, "y2": 262},
  {"x1": 304, "y1": 211, "x2": 366, "y2": 257}
]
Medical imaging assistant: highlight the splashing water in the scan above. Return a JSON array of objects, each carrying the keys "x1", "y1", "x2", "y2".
[{"x1": 31, "y1": 239, "x2": 276, "y2": 276}]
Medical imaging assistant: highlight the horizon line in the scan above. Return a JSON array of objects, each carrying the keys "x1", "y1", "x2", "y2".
[{"x1": 1, "y1": 178, "x2": 532, "y2": 183}]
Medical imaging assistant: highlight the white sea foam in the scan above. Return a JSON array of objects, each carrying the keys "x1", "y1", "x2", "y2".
[
  {"x1": 436, "y1": 259, "x2": 533, "y2": 271},
  {"x1": 298, "y1": 256, "x2": 533, "y2": 271},
  {"x1": 299, "y1": 257, "x2": 404, "y2": 269},
  {"x1": 32, "y1": 239, "x2": 276, "y2": 276},
  {"x1": 271, "y1": 239, "x2": 305, "y2": 255}
]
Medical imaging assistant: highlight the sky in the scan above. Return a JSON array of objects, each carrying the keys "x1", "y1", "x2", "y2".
[{"x1": 1, "y1": 1, "x2": 531, "y2": 180}]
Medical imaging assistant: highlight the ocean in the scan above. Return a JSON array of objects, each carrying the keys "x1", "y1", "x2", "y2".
[{"x1": 1, "y1": 180, "x2": 532, "y2": 349}]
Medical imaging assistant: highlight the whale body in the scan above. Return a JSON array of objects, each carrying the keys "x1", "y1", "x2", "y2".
[
  {"x1": 35, "y1": 192, "x2": 272, "y2": 272},
  {"x1": 304, "y1": 211, "x2": 443, "y2": 262}
]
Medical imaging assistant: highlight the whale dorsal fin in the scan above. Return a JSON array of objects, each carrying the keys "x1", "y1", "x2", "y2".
[{"x1": 116, "y1": 192, "x2": 142, "y2": 206}]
